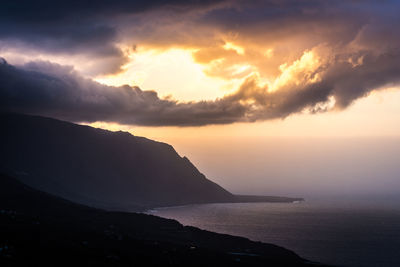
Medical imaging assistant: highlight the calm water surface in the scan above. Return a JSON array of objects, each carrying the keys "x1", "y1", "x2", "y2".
[{"x1": 147, "y1": 198, "x2": 400, "y2": 267}]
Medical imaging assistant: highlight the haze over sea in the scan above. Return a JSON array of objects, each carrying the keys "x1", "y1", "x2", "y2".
[{"x1": 148, "y1": 197, "x2": 400, "y2": 267}]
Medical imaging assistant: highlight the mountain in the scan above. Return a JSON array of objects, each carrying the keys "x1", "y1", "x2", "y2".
[
  {"x1": 0, "y1": 173, "x2": 323, "y2": 267},
  {"x1": 0, "y1": 112, "x2": 301, "y2": 210}
]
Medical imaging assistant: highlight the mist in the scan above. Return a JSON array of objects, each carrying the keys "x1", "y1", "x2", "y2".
[{"x1": 163, "y1": 136, "x2": 400, "y2": 198}]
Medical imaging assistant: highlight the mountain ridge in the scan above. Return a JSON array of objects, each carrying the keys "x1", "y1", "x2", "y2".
[{"x1": 0, "y1": 112, "x2": 302, "y2": 210}]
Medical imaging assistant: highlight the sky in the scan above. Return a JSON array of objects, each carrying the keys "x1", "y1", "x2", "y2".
[{"x1": 1, "y1": 0, "x2": 400, "y2": 196}]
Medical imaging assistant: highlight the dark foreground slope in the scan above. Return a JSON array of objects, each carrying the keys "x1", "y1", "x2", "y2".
[
  {"x1": 0, "y1": 112, "x2": 301, "y2": 210},
  {"x1": 0, "y1": 174, "x2": 323, "y2": 267}
]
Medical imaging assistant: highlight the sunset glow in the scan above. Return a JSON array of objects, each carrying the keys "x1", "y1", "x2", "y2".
[
  {"x1": 2, "y1": 0, "x2": 400, "y2": 197},
  {"x1": 94, "y1": 47, "x2": 242, "y2": 101},
  {"x1": 2, "y1": 2, "x2": 400, "y2": 266}
]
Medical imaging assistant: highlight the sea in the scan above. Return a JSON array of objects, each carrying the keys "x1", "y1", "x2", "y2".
[{"x1": 146, "y1": 197, "x2": 400, "y2": 267}]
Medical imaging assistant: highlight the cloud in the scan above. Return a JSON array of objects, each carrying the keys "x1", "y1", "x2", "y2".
[
  {"x1": 1, "y1": 0, "x2": 400, "y2": 126},
  {"x1": 1, "y1": 0, "x2": 399, "y2": 78},
  {"x1": 0, "y1": 59, "x2": 245, "y2": 126},
  {"x1": 119, "y1": 0, "x2": 400, "y2": 80},
  {"x1": 1, "y1": 46, "x2": 400, "y2": 126},
  {"x1": 0, "y1": 0, "x2": 224, "y2": 75}
]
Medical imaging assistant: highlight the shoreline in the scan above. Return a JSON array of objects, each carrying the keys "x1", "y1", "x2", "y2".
[{"x1": 144, "y1": 198, "x2": 305, "y2": 214}]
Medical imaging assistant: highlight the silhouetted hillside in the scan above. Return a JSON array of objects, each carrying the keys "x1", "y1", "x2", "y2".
[
  {"x1": 0, "y1": 173, "x2": 324, "y2": 267},
  {"x1": 0, "y1": 112, "x2": 301, "y2": 210}
]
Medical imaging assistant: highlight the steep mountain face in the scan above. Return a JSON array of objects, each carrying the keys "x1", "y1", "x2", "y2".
[{"x1": 0, "y1": 113, "x2": 233, "y2": 210}]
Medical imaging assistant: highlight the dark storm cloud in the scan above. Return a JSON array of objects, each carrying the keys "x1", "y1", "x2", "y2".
[
  {"x1": 1, "y1": 0, "x2": 222, "y2": 22},
  {"x1": 1, "y1": 0, "x2": 398, "y2": 76},
  {"x1": 1, "y1": 0, "x2": 400, "y2": 126},
  {"x1": 0, "y1": 0, "x2": 224, "y2": 74},
  {"x1": 1, "y1": 48, "x2": 400, "y2": 126},
  {"x1": 0, "y1": 59, "x2": 245, "y2": 126},
  {"x1": 128, "y1": 0, "x2": 383, "y2": 48}
]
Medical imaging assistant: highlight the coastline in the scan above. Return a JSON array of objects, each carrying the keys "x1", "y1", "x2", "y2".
[
  {"x1": 145, "y1": 197, "x2": 304, "y2": 214},
  {"x1": 0, "y1": 174, "x2": 328, "y2": 267}
]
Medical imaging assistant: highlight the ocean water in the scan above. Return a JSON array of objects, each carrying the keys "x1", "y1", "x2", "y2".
[{"x1": 147, "y1": 198, "x2": 400, "y2": 267}]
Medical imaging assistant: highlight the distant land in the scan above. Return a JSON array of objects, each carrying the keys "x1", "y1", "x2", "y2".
[
  {"x1": 0, "y1": 173, "x2": 323, "y2": 267},
  {"x1": 0, "y1": 112, "x2": 302, "y2": 211}
]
